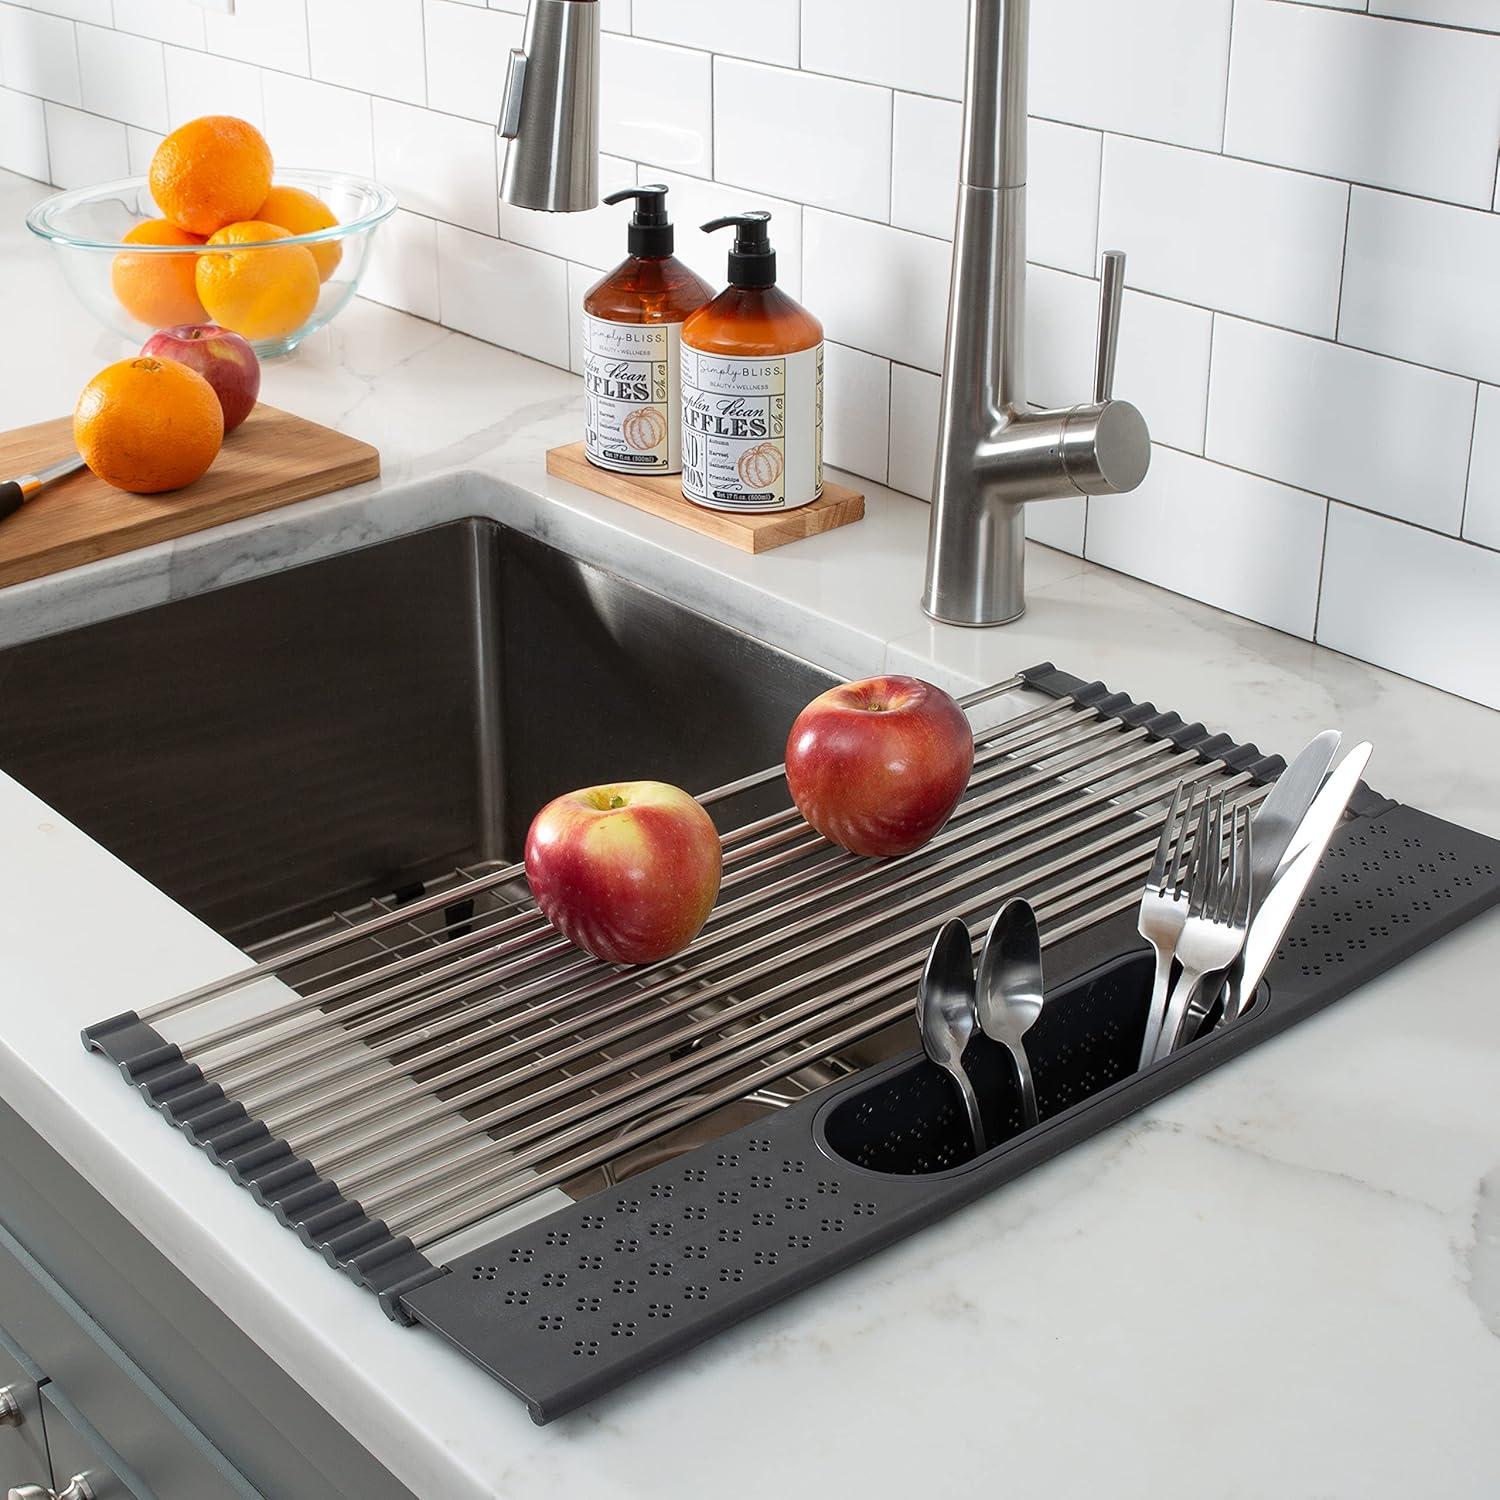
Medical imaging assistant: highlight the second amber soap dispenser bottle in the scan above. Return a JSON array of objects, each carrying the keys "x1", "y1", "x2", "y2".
[{"x1": 680, "y1": 213, "x2": 824, "y2": 512}]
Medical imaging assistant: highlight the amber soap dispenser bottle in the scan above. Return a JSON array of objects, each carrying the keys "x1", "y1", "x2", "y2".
[
  {"x1": 680, "y1": 213, "x2": 824, "y2": 512},
  {"x1": 581, "y1": 185, "x2": 715, "y2": 477}
]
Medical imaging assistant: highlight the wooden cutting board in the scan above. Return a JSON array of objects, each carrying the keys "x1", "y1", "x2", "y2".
[
  {"x1": 546, "y1": 442, "x2": 864, "y2": 553},
  {"x1": 0, "y1": 404, "x2": 379, "y2": 588}
]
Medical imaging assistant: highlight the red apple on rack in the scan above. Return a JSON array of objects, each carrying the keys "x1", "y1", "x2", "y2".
[
  {"x1": 141, "y1": 323, "x2": 260, "y2": 433},
  {"x1": 785, "y1": 676, "x2": 974, "y2": 858},
  {"x1": 525, "y1": 780, "x2": 723, "y2": 966}
]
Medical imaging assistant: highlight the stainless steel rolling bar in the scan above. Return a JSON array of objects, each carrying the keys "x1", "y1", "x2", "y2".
[
  {"x1": 189, "y1": 690, "x2": 1106, "y2": 1073},
  {"x1": 396, "y1": 789, "x2": 1264, "y2": 1252},
  {"x1": 334, "y1": 784, "x2": 1266, "y2": 1210},
  {"x1": 139, "y1": 675, "x2": 1031, "y2": 1025},
  {"x1": 235, "y1": 720, "x2": 1166, "y2": 1118},
  {"x1": 301, "y1": 759, "x2": 1252, "y2": 1177}
]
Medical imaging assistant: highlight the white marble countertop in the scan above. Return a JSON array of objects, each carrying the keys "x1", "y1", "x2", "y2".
[{"x1": 3, "y1": 168, "x2": 1500, "y2": 1498}]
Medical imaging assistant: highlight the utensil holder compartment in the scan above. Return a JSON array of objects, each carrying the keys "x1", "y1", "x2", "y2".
[{"x1": 821, "y1": 950, "x2": 1156, "y2": 1175}]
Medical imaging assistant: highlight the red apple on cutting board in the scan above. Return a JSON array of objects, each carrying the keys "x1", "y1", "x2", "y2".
[
  {"x1": 525, "y1": 780, "x2": 723, "y2": 965},
  {"x1": 141, "y1": 323, "x2": 260, "y2": 433},
  {"x1": 785, "y1": 676, "x2": 974, "y2": 858}
]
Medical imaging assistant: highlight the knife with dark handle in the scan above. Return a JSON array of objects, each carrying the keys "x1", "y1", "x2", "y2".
[
  {"x1": 0, "y1": 453, "x2": 87, "y2": 522},
  {"x1": 1228, "y1": 740, "x2": 1374, "y2": 1015},
  {"x1": 1212, "y1": 728, "x2": 1343, "y2": 1026}
]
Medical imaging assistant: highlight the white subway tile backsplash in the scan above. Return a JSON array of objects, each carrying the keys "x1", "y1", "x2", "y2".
[
  {"x1": 0, "y1": 5, "x2": 81, "y2": 106},
  {"x1": 204, "y1": 0, "x2": 309, "y2": 75},
  {"x1": 42, "y1": 99, "x2": 128, "y2": 186},
  {"x1": 436, "y1": 220, "x2": 570, "y2": 366},
  {"x1": 1370, "y1": 1, "x2": 1500, "y2": 27},
  {"x1": 1317, "y1": 505, "x2": 1500, "y2": 710},
  {"x1": 112, "y1": 0, "x2": 206, "y2": 48},
  {"x1": 1340, "y1": 187, "x2": 1500, "y2": 386},
  {"x1": 360, "y1": 206, "x2": 439, "y2": 322},
  {"x1": 28, "y1": 0, "x2": 109, "y2": 23},
  {"x1": 566, "y1": 260, "x2": 590, "y2": 375},
  {"x1": 1207, "y1": 318, "x2": 1475, "y2": 534},
  {"x1": 309, "y1": 0, "x2": 426, "y2": 105},
  {"x1": 1026, "y1": 265, "x2": 1095, "y2": 408},
  {"x1": 1086, "y1": 446, "x2": 1326, "y2": 638},
  {"x1": 1225, "y1": 2, "x2": 1500, "y2": 210},
  {"x1": 822, "y1": 342, "x2": 889, "y2": 485},
  {"x1": 600, "y1": 34, "x2": 710, "y2": 176},
  {"x1": 1463, "y1": 385, "x2": 1500, "y2": 552},
  {"x1": 77, "y1": 25, "x2": 168, "y2": 132},
  {"x1": 1029, "y1": 122, "x2": 1101, "y2": 279},
  {"x1": 0, "y1": 86, "x2": 48, "y2": 180},
  {"x1": 262, "y1": 72, "x2": 373, "y2": 176},
  {"x1": 887, "y1": 362, "x2": 939, "y2": 501},
  {"x1": 1031, "y1": 0, "x2": 1232, "y2": 152},
  {"x1": 163, "y1": 44, "x2": 264, "y2": 130},
  {"x1": 890, "y1": 93, "x2": 957, "y2": 241},
  {"x1": 804, "y1": 210, "x2": 951, "y2": 372},
  {"x1": 801, "y1": 0, "x2": 966, "y2": 100},
  {"x1": 1100, "y1": 136, "x2": 1347, "y2": 337},
  {"x1": 499, "y1": 154, "x2": 636, "y2": 271},
  {"x1": 1114, "y1": 288, "x2": 1213, "y2": 455},
  {"x1": 125, "y1": 123, "x2": 162, "y2": 174},
  {"x1": 635, "y1": 0, "x2": 798, "y2": 67},
  {"x1": 715, "y1": 60, "x2": 890, "y2": 222},
  {"x1": 424, "y1": 0, "x2": 521, "y2": 125},
  {"x1": 373, "y1": 98, "x2": 496, "y2": 235},
  {"x1": 650, "y1": 169, "x2": 805, "y2": 299}
]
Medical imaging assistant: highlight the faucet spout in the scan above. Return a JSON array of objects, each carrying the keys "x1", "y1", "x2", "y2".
[{"x1": 922, "y1": 0, "x2": 1150, "y2": 627}]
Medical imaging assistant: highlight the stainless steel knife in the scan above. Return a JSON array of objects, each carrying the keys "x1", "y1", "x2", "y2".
[
  {"x1": 1212, "y1": 729, "x2": 1341, "y2": 1026},
  {"x1": 1232, "y1": 740, "x2": 1374, "y2": 1009}
]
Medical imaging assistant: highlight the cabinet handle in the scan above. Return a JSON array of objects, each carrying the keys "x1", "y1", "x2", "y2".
[
  {"x1": 0, "y1": 1386, "x2": 22, "y2": 1427},
  {"x1": 9, "y1": 1478, "x2": 96, "y2": 1500}
]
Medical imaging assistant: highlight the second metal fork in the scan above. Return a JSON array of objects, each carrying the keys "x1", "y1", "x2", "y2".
[{"x1": 1150, "y1": 796, "x2": 1252, "y2": 1063}]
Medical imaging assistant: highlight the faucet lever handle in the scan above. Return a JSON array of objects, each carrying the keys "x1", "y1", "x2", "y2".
[{"x1": 1093, "y1": 251, "x2": 1127, "y2": 404}]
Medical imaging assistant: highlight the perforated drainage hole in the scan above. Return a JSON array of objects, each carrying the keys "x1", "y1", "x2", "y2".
[
  {"x1": 577, "y1": 1254, "x2": 604, "y2": 1271},
  {"x1": 719, "y1": 1267, "x2": 744, "y2": 1283},
  {"x1": 503, "y1": 1289, "x2": 530, "y2": 1306},
  {"x1": 683, "y1": 1285, "x2": 709, "y2": 1300},
  {"x1": 579, "y1": 1213, "x2": 606, "y2": 1230},
  {"x1": 612, "y1": 1277, "x2": 638, "y2": 1294},
  {"x1": 575, "y1": 1295, "x2": 602, "y2": 1313},
  {"x1": 611, "y1": 1321, "x2": 637, "y2": 1337},
  {"x1": 647, "y1": 1302, "x2": 673, "y2": 1318},
  {"x1": 472, "y1": 1265, "x2": 497, "y2": 1280},
  {"x1": 540, "y1": 1271, "x2": 568, "y2": 1287},
  {"x1": 538, "y1": 1315, "x2": 565, "y2": 1331},
  {"x1": 573, "y1": 1339, "x2": 600, "y2": 1357}
]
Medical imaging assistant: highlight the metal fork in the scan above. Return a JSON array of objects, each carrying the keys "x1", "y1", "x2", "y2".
[
  {"x1": 1136, "y1": 779, "x2": 1194, "y2": 1070},
  {"x1": 1150, "y1": 797, "x2": 1252, "y2": 1063}
]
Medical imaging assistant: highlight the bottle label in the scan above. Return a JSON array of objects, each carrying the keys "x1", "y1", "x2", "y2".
[
  {"x1": 583, "y1": 315, "x2": 682, "y2": 475},
  {"x1": 680, "y1": 343, "x2": 823, "y2": 511}
]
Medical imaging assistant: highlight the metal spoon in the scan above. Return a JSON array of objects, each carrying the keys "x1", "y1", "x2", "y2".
[
  {"x1": 976, "y1": 897, "x2": 1045, "y2": 1129},
  {"x1": 915, "y1": 918, "x2": 987, "y2": 1155}
]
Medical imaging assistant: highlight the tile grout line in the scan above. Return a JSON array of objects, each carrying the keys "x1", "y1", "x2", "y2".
[{"x1": 1459, "y1": 382, "x2": 1481, "y2": 541}]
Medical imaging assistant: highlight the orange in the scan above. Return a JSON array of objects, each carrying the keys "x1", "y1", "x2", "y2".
[
  {"x1": 74, "y1": 357, "x2": 224, "y2": 495},
  {"x1": 110, "y1": 218, "x2": 207, "y2": 328},
  {"x1": 195, "y1": 221, "x2": 320, "y2": 341},
  {"x1": 256, "y1": 184, "x2": 342, "y2": 281},
  {"x1": 149, "y1": 116, "x2": 274, "y2": 237}
]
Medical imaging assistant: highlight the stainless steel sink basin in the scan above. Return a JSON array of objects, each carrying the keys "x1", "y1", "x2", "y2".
[{"x1": 0, "y1": 519, "x2": 838, "y2": 950}]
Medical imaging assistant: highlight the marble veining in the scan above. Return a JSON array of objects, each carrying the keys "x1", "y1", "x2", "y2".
[{"x1": 2, "y1": 170, "x2": 1499, "y2": 1498}]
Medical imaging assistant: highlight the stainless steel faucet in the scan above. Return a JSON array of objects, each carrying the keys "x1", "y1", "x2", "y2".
[
  {"x1": 496, "y1": 0, "x2": 1150, "y2": 627},
  {"x1": 922, "y1": 0, "x2": 1151, "y2": 626}
]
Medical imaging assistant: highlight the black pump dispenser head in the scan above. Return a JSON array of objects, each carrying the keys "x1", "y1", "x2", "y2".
[
  {"x1": 703, "y1": 212, "x2": 777, "y2": 289},
  {"x1": 604, "y1": 184, "x2": 674, "y2": 257}
]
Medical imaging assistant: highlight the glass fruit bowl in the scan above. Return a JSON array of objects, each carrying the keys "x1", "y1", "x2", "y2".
[{"x1": 26, "y1": 168, "x2": 397, "y2": 358}]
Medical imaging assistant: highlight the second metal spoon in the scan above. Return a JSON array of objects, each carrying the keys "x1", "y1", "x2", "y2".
[
  {"x1": 976, "y1": 897, "x2": 1045, "y2": 1129},
  {"x1": 915, "y1": 918, "x2": 987, "y2": 1155}
]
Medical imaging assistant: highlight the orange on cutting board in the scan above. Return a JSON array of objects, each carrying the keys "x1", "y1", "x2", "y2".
[
  {"x1": 74, "y1": 357, "x2": 224, "y2": 495},
  {"x1": 149, "y1": 116, "x2": 274, "y2": 237},
  {"x1": 110, "y1": 218, "x2": 207, "y2": 327},
  {"x1": 256, "y1": 184, "x2": 342, "y2": 281},
  {"x1": 195, "y1": 221, "x2": 320, "y2": 341}
]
